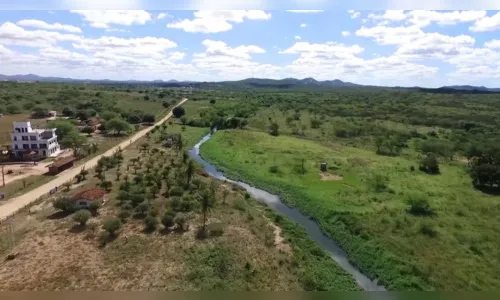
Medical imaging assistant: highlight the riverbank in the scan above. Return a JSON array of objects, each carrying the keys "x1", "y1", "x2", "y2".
[{"x1": 199, "y1": 129, "x2": 500, "y2": 290}]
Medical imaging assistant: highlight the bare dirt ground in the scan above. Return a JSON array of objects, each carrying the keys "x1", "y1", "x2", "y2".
[
  {"x1": 319, "y1": 172, "x2": 344, "y2": 181},
  {"x1": 0, "y1": 150, "x2": 73, "y2": 186}
]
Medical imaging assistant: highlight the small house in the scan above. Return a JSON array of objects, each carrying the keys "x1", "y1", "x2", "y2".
[
  {"x1": 47, "y1": 156, "x2": 76, "y2": 175},
  {"x1": 72, "y1": 188, "x2": 107, "y2": 209}
]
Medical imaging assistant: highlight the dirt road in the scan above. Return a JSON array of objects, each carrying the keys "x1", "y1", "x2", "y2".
[{"x1": 0, "y1": 98, "x2": 188, "y2": 222}]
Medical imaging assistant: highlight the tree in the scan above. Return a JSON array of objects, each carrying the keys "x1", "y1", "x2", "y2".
[
  {"x1": 419, "y1": 155, "x2": 440, "y2": 174},
  {"x1": 144, "y1": 95, "x2": 150, "y2": 101},
  {"x1": 210, "y1": 99, "x2": 216, "y2": 104},
  {"x1": 144, "y1": 215, "x2": 158, "y2": 232},
  {"x1": 88, "y1": 201, "x2": 100, "y2": 216},
  {"x1": 107, "y1": 118, "x2": 130, "y2": 135},
  {"x1": 62, "y1": 107, "x2": 74, "y2": 117},
  {"x1": 185, "y1": 159, "x2": 195, "y2": 187},
  {"x1": 143, "y1": 114, "x2": 155, "y2": 124},
  {"x1": 162, "y1": 102, "x2": 170, "y2": 108},
  {"x1": 6, "y1": 104, "x2": 21, "y2": 114},
  {"x1": 310, "y1": 119, "x2": 322, "y2": 129},
  {"x1": 72, "y1": 210, "x2": 91, "y2": 226},
  {"x1": 62, "y1": 181, "x2": 72, "y2": 192},
  {"x1": 269, "y1": 122, "x2": 279, "y2": 136},
  {"x1": 80, "y1": 168, "x2": 89, "y2": 180},
  {"x1": 173, "y1": 106, "x2": 185, "y2": 118},
  {"x1": 199, "y1": 190, "x2": 213, "y2": 233},
  {"x1": 53, "y1": 197, "x2": 75, "y2": 213},
  {"x1": 47, "y1": 120, "x2": 79, "y2": 142},
  {"x1": 61, "y1": 132, "x2": 87, "y2": 156},
  {"x1": 101, "y1": 111, "x2": 117, "y2": 121},
  {"x1": 76, "y1": 110, "x2": 89, "y2": 121},
  {"x1": 32, "y1": 106, "x2": 48, "y2": 118},
  {"x1": 374, "y1": 136, "x2": 384, "y2": 153},
  {"x1": 161, "y1": 213, "x2": 175, "y2": 229},
  {"x1": 100, "y1": 180, "x2": 113, "y2": 192},
  {"x1": 103, "y1": 217, "x2": 122, "y2": 236}
]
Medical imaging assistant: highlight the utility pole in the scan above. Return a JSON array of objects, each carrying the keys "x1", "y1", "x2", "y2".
[{"x1": 1, "y1": 164, "x2": 5, "y2": 187}]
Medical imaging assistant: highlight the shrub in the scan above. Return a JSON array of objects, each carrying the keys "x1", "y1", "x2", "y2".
[
  {"x1": 209, "y1": 99, "x2": 216, "y2": 104},
  {"x1": 419, "y1": 222, "x2": 438, "y2": 237},
  {"x1": 174, "y1": 213, "x2": 187, "y2": 231},
  {"x1": 144, "y1": 215, "x2": 158, "y2": 232},
  {"x1": 269, "y1": 166, "x2": 279, "y2": 174},
  {"x1": 72, "y1": 210, "x2": 91, "y2": 226},
  {"x1": 53, "y1": 197, "x2": 76, "y2": 213},
  {"x1": 134, "y1": 202, "x2": 149, "y2": 219},
  {"x1": 366, "y1": 174, "x2": 389, "y2": 193},
  {"x1": 118, "y1": 210, "x2": 131, "y2": 221},
  {"x1": 419, "y1": 155, "x2": 440, "y2": 174},
  {"x1": 169, "y1": 186, "x2": 184, "y2": 197},
  {"x1": 161, "y1": 213, "x2": 175, "y2": 228},
  {"x1": 207, "y1": 222, "x2": 224, "y2": 237},
  {"x1": 88, "y1": 200, "x2": 101, "y2": 215},
  {"x1": 98, "y1": 231, "x2": 111, "y2": 246},
  {"x1": 407, "y1": 194, "x2": 434, "y2": 216},
  {"x1": 103, "y1": 218, "x2": 122, "y2": 236}
]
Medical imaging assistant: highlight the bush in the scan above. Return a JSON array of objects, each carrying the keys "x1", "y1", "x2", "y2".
[
  {"x1": 407, "y1": 194, "x2": 434, "y2": 216},
  {"x1": 103, "y1": 218, "x2": 122, "y2": 236},
  {"x1": 134, "y1": 201, "x2": 149, "y2": 219},
  {"x1": 366, "y1": 174, "x2": 388, "y2": 193},
  {"x1": 118, "y1": 210, "x2": 131, "y2": 221},
  {"x1": 169, "y1": 186, "x2": 184, "y2": 197},
  {"x1": 72, "y1": 210, "x2": 91, "y2": 226},
  {"x1": 174, "y1": 213, "x2": 187, "y2": 231},
  {"x1": 269, "y1": 165, "x2": 279, "y2": 174},
  {"x1": 210, "y1": 99, "x2": 216, "y2": 104},
  {"x1": 53, "y1": 197, "x2": 76, "y2": 213},
  {"x1": 419, "y1": 155, "x2": 440, "y2": 174},
  {"x1": 419, "y1": 222, "x2": 438, "y2": 237},
  {"x1": 144, "y1": 215, "x2": 158, "y2": 232},
  {"x1": 88, "y1": 200, "x2": 101, "y2": 215},
  {"x1": 207, "y1": 222, "x2": 224, "y2": 237},
  {"x1": 98, "y1": 231, "x2": 111, "y2": 246},
  {"x1": 161, "y1": 213, "x2": 175, "y2": 228}
]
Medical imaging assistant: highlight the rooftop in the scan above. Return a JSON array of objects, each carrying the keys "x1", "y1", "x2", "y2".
[
  {"x1": 72, "y1": 188, "x2": 107, "y2": 201},
  {"x1": 47, "y1": 156, "x2": 75, "y2": 168}
]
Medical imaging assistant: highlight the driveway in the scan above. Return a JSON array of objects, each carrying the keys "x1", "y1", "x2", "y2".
[{"x1": 0, "y1": 98, "x2": 188, "y2": 222}]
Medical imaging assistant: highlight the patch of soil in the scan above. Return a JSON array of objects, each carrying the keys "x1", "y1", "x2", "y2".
[
  {"x1": 269, "y1": 223, "x2": 292, "y2": 255},
  {"x1": 319, "y1": 172, "x2": 343, "y2": 181}
]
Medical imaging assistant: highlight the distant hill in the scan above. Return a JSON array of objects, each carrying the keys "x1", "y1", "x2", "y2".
[
  {"x1": 440, "y1": 85, "x2": 500, "y2": 92},
  {"x1": 1, "y1": 73, "x2": 499, "y2": 93}
]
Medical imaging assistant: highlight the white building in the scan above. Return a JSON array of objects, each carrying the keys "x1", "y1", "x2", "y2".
[{"x1": 11, "y1": 121, "x2": 61, "y2": 158}]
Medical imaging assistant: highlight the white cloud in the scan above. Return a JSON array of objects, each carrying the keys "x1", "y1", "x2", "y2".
[
  {"x1": 341, "y1": 31, "x2": 351, "y2": 36},
  {"x1": 73, "y1": 36, "x2": 177, "y2": 59},
  {"x1": 70, "y1": 10, "x2": 152, "y2": 28},
  {"x1": 356, "y1": 25, "x2": 424, "y2": 45},
  {"x1": 105, "y1": 28, "x2": 130, "y2": 33},
  {"x1": 17, "y1": 19, "x2": 82, "y2": 33},
  {"x1": 294, "y1": 35, "x2": 302, "y2": 40},
  {"x1": 286, "y1": 10, "x2": 324, "y2": 13},
  {"x1": 395, "y1": 33, "x2": 476, "y2": 59},
  {"x1": 485, "y1": 39, "x2": 500, "y2": 49},
  {"x1": 348, "y1": 10, "x2": 361, "y2": 19},
  {"x1": 368, "y1": 10, "x2": 407, "y2": 25},
  {"x1": 0, "y1": 22, "x2": 81, "y2": 48},
  {"x1": 300, "y1": 23, "x2": 307, "y2": 28},
  {"x1": 194, "y1": 39, "x2": 265, "y2": 60},
  {"x1": 157, "y1": 13, "x2": 170, "y2": 20},
  {"x1": 168, "y1": 10, "x2": 271, "y2": 33},
  {"x1": 408, "y1": 10, "x2": 486, "y2": 27},
  {"x1": 470, "y1": 11, "x2": 500, "y2": 32}
]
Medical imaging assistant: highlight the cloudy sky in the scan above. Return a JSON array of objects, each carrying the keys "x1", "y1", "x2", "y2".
[{"x1": 1, "y1": 7, "x2": 500, "y2": 87}]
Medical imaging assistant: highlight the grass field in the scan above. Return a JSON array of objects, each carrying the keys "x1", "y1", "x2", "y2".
[{"x1": 200, "y1": 129, "x2": 500, "y2": 290}]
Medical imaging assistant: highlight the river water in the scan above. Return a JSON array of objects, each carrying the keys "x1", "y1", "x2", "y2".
[{"x1": 189, "y1": 132, "x2": 386, "y2": 291}]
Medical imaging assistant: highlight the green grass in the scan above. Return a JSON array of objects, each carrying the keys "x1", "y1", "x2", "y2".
[{"x1": 200, "y1": 129, "x2": 500, "y2": 290}]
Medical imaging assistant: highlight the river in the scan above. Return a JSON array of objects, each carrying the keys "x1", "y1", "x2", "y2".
[{"x1": 189, "y1": 132, "x2": 386, "y2": 291}]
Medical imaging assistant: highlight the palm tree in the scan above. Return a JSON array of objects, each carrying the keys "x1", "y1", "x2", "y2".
[
  {"x1": 186, "y1": 159, "x2": 195, "y2": 187},
  {"x1": 199, "y1": 190, "x2": 212, "y2": 232}
]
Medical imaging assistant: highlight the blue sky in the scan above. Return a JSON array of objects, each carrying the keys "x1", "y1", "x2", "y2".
[{"x1": 1, "y1": 8, "x2": 500, "y2": 87}]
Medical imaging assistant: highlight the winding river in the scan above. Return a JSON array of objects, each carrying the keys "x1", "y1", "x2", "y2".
[{"x1": 189, "y1": 132, "x2": 386, "y2": 291}]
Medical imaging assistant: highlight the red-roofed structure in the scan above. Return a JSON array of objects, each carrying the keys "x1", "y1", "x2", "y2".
[{"x1": 72, "y1": 188, "x2": 107, "y2": 209}]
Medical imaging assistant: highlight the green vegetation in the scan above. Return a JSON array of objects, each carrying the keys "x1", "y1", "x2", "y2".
[{"x1": 193, "y1": 87, "x2": 500, "y2": 290}]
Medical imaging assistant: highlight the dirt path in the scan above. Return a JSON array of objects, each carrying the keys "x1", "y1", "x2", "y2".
[{"x1": 0, "y1": 99, "x2": 188, "y2": 222}]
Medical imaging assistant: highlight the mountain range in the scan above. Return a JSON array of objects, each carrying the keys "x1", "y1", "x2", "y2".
[{"x1": 0, "y1": 73, "x2": 499, "y2": 92}]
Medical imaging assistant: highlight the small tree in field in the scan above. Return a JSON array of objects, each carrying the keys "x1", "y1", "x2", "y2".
[
  {"x1": 173, "y1": 106, "x2": 185, "y2": 118},
  {"x1": 53, "y1": 197, "x2": 75, "y2": 213},
  {"x1": 103, "y1": 218, "x2": 122, "y2": 236},
  {"x1": 72, "y1": 210, "x2": 91, "y2": 226},
  {"x1": 269, "y1": 122, "x2": 279, "y2": 136},
  {"x1": 419, "y1": 155, "x2": 440, "y2": 174},
  {"x1": 161, "y1": 213, "x2": 175, "y2": 229}
]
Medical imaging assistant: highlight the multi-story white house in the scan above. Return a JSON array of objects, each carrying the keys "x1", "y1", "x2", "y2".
[{"x1": 11, "y1": 121, "x2": 61, "y2": 158}]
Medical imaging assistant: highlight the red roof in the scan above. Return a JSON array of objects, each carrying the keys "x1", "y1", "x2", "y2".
[{"x1": 72, "y1": 188, "x2": 107, "y2": 201}]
